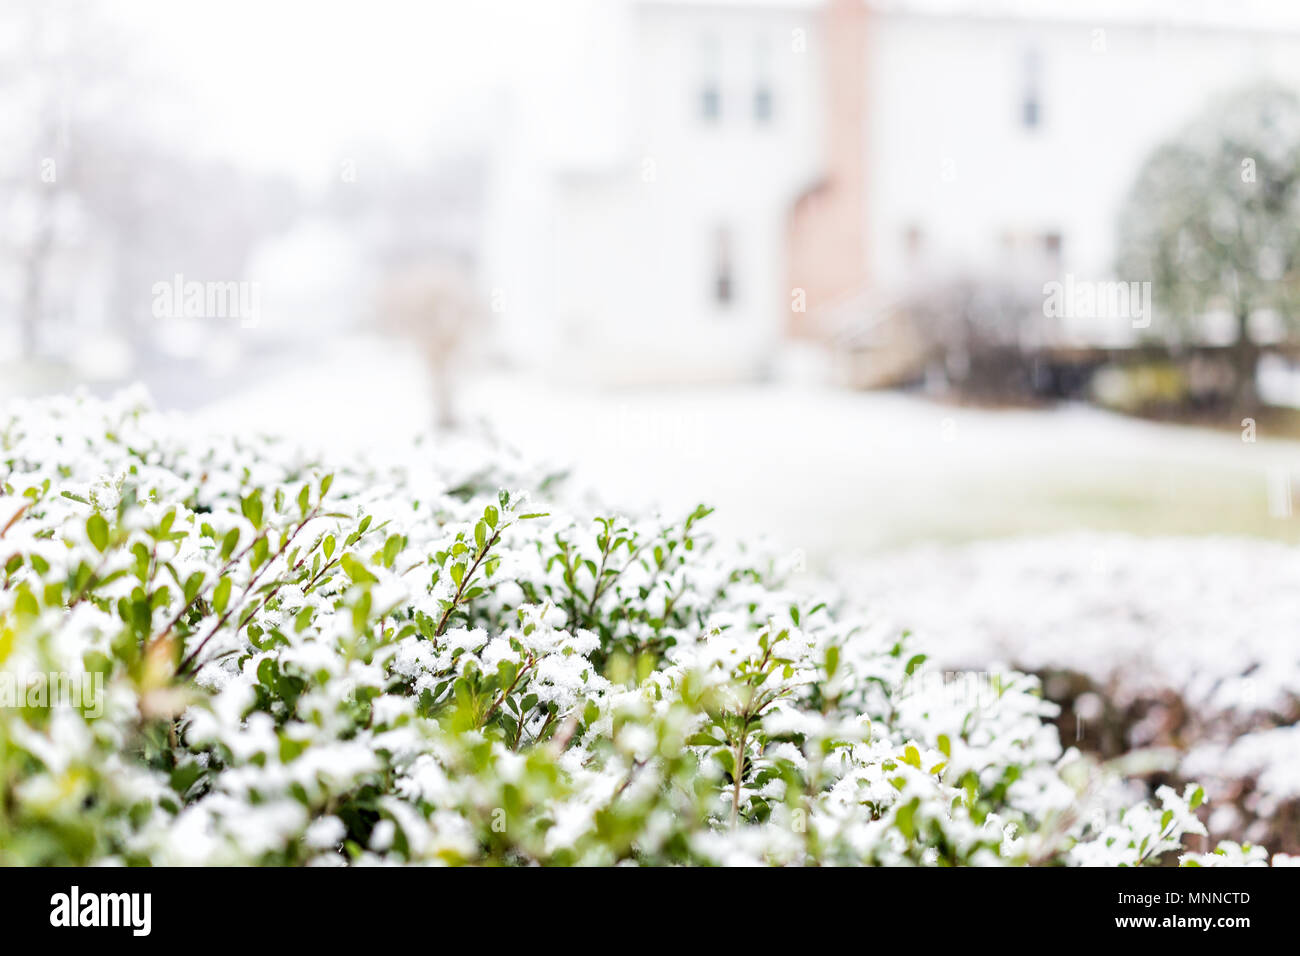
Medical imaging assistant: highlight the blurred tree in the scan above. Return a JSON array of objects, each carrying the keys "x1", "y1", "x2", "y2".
[
  {"x1": 378, "y1": 261, "x2": 484, "y2": 430},
  {"x1": 345, "y1": 155, "x2": 488, "y2": 430},
  {"x1": 1, "y1": 0, "x2": 90, "y2": 358},
  {"x1": 0, "y1": 0, "x2": 299, "y2": 372},
  {"x1": 897, "y1": 274, "x2": 1047, "y2": 400},
  {"x1": 1117, "y1": 85, "x2": 1300, "y2": 411}
]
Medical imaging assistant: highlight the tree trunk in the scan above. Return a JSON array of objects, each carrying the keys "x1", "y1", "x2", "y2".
[
  {"x1": 430, "y1": 355, "x2": 457, "y2": 431},
  {"x1": 1232, "y1": 306, "x2": 1258, "y2": 413}
]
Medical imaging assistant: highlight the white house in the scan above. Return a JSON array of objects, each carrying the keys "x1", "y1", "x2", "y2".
[{"x1": 481, "y1": 0, "x2": 1300, "y2": 383}]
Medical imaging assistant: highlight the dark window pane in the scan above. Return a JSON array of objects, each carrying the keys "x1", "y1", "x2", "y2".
[
  {"x1": 701, "y1": 86, "x2": 720, "y2": 121},
  {"x1": 1023, "y1": 97, "x2": 1039, "y2": 128},
  {"x1": 714, "y1": 227, "x2": 733, "y2": 306}
]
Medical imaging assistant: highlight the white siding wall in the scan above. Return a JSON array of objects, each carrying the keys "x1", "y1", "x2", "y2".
[
  {"x1": 484, "y1": 2, "x2": 1300, "y2": 379},
  {"x1": 866, "y1": 14, "x2": 1300, "y2": 288},
  {"x1": 488, "y1": 1, "x2": 825, "y2": 382}
]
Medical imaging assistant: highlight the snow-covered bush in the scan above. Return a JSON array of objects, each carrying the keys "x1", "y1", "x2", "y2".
[
  {"x1": 0, "y1": 390, "x2": 1278, "y2": 865},
  {"x1": 855, "y1": 537, "x2": 1300, "y2": 856}
]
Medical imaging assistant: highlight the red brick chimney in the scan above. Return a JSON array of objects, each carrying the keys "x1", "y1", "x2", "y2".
[{"x1": 786, "y1": 0, "x2": 869, "y2": 338}]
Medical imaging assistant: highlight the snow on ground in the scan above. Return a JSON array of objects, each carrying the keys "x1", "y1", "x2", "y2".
[
  {"x1": 1184, "y1": 725, "x2": 1300, "y2": 813},
  {"x1": 853, "y1": 533, "x2": 1300, "y2": 713},
  {"x1": 192, "y1": 334, "x2": 1300, "y2": 562},
  {"x1": 853, "y1": 533, "x2": 1300, "y2": 829}
]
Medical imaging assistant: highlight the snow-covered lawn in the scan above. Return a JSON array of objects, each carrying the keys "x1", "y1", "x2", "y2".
[
  {"x1": 854, "y1": 533, "x2": 1300, "y2": 711},
  {"x1": 193, "y1": 334, "x2": 1300, "y2": 561}
]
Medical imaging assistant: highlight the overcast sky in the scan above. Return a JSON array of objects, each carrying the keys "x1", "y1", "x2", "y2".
[
  {"x1": 118, "y1": 0, "x2": 599, "y2": 187},
  {"x1": 111, "y1": 0, "x2": 1300, "y2": 190}
]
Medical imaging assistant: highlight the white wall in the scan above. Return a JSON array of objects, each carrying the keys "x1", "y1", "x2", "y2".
[
  {"x1": 866, "y1": 13, "x2": 1300, "y2": 290},
  {"x1": 485, "y1": 0, "x2": 825, "y2": 382},
  {"x1": 484, "y1": 2, "x2": 1300, "y2": 378}
]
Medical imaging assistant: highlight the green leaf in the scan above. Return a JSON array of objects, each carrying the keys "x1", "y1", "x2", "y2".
[
  {"x1": 220, "y1": 528, "x2": 241, "y2": 561},
  {"x1": 241, "y1": 492, "x2": 263, "y2": 529},
  {"x1": 251, "y1": 535, "x2": 270, "y2": 571},
  {"x1": 183, "y1": 571, "x2": 205, "y2": 603},
  {"x1": 86, "y1": 513, "x2": 109, "y2": 552},
  {"x1": 212, "y1": 576, "x2": 232, "y2": 615},
  {"x1": 383, "y1": 534, "x2": 403, "y2": 568},
  {"x1": 341, "y1": 553, "x2": 377, "y2": 585},
  {"x1": 895, "y1": 799, "x2": 918, "y2": 840}
]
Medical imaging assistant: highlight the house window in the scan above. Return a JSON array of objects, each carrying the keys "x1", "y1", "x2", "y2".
[
  {"x1": 754, "y1": 37, "x2": 773, "y2": 123},
  {"x1": 1021, "y1": 49, "x2": 1042, "y2": 129},
  {"x1": 713, "y1": 227, "x2": 734, "y2": 306},
  {"x1": 1022, "y1": 93, "x2": 1040, "y2": 129},
  {"x1": 700, "y1": 36, "x2": 721, "y2": 123},
  {"x1": 701, "y1": 85, "x2": 721, "y2": 122}
]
